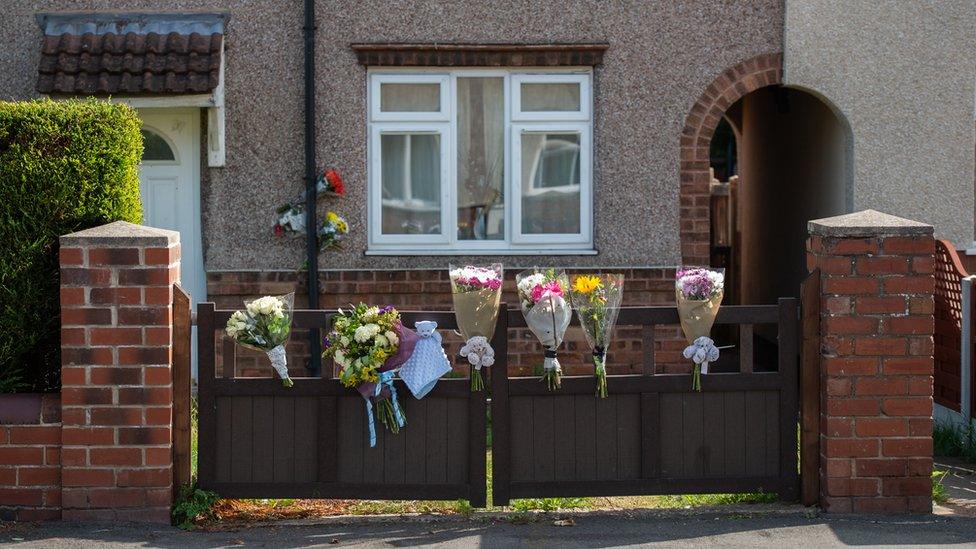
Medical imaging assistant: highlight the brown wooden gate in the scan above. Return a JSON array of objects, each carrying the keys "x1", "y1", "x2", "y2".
[
  {"x1": 196, "y1": 306, "x2": 491, "y2": 506},
  {"x1": 196, "y1": 300, "x2": 799, "y2": 506},
  {"x1": 491, "y1": 300, "x2": 799, "y2": 505}
]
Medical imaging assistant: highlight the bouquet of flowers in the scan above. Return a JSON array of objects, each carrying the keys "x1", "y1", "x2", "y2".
[
  {"x1": 225, "y1": 293, "x2": 296, "y2": 387},
  {"x1": 318, "y1": 211, "x2": 349, "y2": 250},
  {"x1": 273, "y1": 204, "x2": 349, "y2": 252},
  {"x1": 323, "y1": 304, "x2": 418, "y2": 447},
  {"x1": 517, "y1": 269, "x2": 572, "y2": 391},
  {"x1": 449, "y1": 264, "x2": 503, "y2": 392},
  {"x1": 675, "y1": 268, "x2": 725, "y2": 391},
  {"x1": 569, "y1": 274, "x2": 624, "y2": 398},
  {"x1": 316, "y1": 168, "x2": 346, "y2": 197}
]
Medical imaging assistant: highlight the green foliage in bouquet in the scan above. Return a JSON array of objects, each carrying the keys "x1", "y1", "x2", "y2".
[
  {"x1": 323, "y1": 303, "x2": 402, "y2": 389},
  {"x1": 0, "y1": 99, "x2": 143, "y2": 393}
]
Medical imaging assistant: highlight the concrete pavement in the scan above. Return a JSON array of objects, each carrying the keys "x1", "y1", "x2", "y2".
[{"x1": 3, "y1": 507, "x2": 976, "y2": 548}]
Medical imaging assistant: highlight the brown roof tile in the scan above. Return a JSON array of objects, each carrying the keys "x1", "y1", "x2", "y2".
[{"x1": 36, "y1": 13, "x2": 226, "y2": 95}]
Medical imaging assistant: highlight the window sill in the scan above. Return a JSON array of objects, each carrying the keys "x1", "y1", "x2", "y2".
[{"x1": 364, "y1": 248, "x2": 598, "y2": 256}]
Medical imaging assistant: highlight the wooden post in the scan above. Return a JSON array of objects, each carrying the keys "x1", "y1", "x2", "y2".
[
  {"x1": 172, "y1": 285, "x2": 192, "y2": 496},
  {"x1": 799, "y1": 270, "x2": 821, "y2": 506}
]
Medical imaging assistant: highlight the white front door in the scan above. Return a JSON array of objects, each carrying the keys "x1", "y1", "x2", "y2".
[{"x1": 137, "y1": 109, "x2": 206, "y2": 306}]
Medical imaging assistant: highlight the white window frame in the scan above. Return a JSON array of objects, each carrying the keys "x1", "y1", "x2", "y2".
[
  {"x1": 368, "y1": 122, "x2": 451, "y2": 245},
  {"x1": 367, "y1": 67, "x2": 594, "y2": 254},
  {"x1": 511, "y1": 122, "x2": 592, "y2": 245},
  {"x1": 370, "y1": 74, "x2": 450, "y2": 122},
  {"x1": 511, "y1": 73, "x2": 590, "y2": 121}
]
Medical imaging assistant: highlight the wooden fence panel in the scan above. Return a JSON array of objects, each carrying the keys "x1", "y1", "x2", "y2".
[
  {"x1": 494, "y1": 300, "x2": 800, "y2": 503},
  {"x1": 197, "y1": 306, "x2": 488, "y2": 505},
  {"x1": 171, "y1": 284, "x2": 192, "y2": 497}
]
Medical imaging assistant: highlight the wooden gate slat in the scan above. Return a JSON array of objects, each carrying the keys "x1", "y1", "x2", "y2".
[
  {"x1": 510, "y1": 397, "x2": 534, "y2": 482},
  {"x1": 659, "y1": 393, "x2": 683, "y2": 478},
  {"x1": 723, "y1": 391, "x2": 746, "y2": 477},
  {"x1": 230, "y1": 397, "x2": 253, "y2": 482},
  {"x1": 640, "y1": 392, "x2": 660, "y2": 479},
  {"x1": 743, "y1": 391, "x2": 765, "y2": 477},
  {"x1": 573, "y1": 395, "x2": 596, "y2": 480},
  {"x1": 336, "y1": 397, "x2": 363, "y2": 483},
  {"x1": 425, "y1": 398, "x2": 448, "y2": 484},
  {"x1": 616, "y1": 394, "x2": 641, "y2": 479},
  {"x1": 764, "y1": 391, "x2": 780, "y2": 477},
  {"x1": 403, "y1": 398, "x2": 427, "y2": 484},
  {"x1": 294, "y1": 397, "x2": 317, "y2": 483},
  {"x1": 273, "y1": 397, "x2": 295, "y2": 483},
  {"x1": 251, "y1": 396, "x2": 275, "y2": 483},
  {"x1": 533, "y1": 396, "x2": 555, "y2": 482},
  {"x1": 553, "y1": 396, "x2": 576, "y2": 481},
  {"x1": 682, "y1": 392, "x2": 705, "y2": 478},
  {"x1": 595, "y1": 395, "x2": 619, "y2": 480},
  {"x1": 702, "y1": 392, "x2": 725, "y2": 478},
  {"x1": 446, "y1": 397, "x2": 468, "y2": 485},
  {"x1": 214, "y1": 396, "x2": 232, "y2": 483},
  {"x1": 318, "y1": 396, "x2": 338, "y2": 483}
]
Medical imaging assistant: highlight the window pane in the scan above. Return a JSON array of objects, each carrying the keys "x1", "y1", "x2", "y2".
[
  {"x1": 141, "y1": 129, "x2": 175, "y2": 161},
  {"x1": 520, "y1": 82, "x2": 580, "y2": 112},
  {"x1": 381, "y1": 133, "x2": 442, "y2": 234},
  {"x1": 520, "y1": 132, "x2": 581, "y2": 234},
  {"x1": 380, "y1": 83, "x2": 441, "y2": 112},
  {"x1": 457, "y1": 77, "x2": 505, "y2": 241}
]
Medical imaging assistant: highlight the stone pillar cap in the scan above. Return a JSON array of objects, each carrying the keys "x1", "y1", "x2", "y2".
[
  {"x1": 808, "y1": 209, "x2": 934, "y2": 238},
  {"x1": 60, "y1": 221, "x2": 179, "y2": 247}
]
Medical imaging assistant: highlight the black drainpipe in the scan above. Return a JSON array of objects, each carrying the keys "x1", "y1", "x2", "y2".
[{"x1": 303, "y1": 0, "x2": 321, "y2": 375}]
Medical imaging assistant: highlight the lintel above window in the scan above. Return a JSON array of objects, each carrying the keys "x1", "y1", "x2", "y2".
[
  {"x1": 351, "y1": 43, "x2": 609, "y2": 67},
  {"x1": 367, "y1": 68, "x2": 594, "y2": 254}
]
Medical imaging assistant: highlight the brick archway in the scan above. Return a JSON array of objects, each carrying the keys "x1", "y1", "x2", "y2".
[{"x1": 679, "y1": 52, "x2": 783, "y2": 265}]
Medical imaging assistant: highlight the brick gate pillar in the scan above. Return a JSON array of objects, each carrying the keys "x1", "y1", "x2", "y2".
[
  {"x1": 59, "y1": 221, "x2": 180, "y2": 522},
  {"x1": 807, "y1": 210, "x2": 935, "y2": 514}
]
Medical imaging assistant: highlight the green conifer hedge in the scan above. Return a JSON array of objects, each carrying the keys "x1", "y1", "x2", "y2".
[{"x1": 0, "y1": 99, "x2": 143, "y2": 392}]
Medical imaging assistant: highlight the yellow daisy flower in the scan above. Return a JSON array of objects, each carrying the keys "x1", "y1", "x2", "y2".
[{"x1": 573, "y1": 275, "x2": 602, "y2": 294}]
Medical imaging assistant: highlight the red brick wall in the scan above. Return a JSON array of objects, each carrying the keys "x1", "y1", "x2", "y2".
[
  {"x1": 680, "y1": 52, "x2": 783, "y2": 265},
  {"x1": 808, "y1": 219, "x2": 935, "y2": 514},
  {"x1": 207, "y1": 268, "x2": 692, "y2": 378},
  {"x1": 0, "y1": 395, "x2": 62, "y2": 521},
  {"x1": 58, "y1": 222, "x2": 180, "y2": 523}
]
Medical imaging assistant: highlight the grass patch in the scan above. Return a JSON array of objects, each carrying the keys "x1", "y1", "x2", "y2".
[
  {"x1": 932, "y1": 470, "x2": 949, "y2": 504},
  {"x1": 933, "y1": 421, "x2": 976, "y2": 463}
]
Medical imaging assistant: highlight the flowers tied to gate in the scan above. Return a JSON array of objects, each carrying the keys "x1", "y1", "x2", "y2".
[
  {"x1": 323, "y1": 304, "x2": 418, "y2": 447},
  {"x1": 517, "y1": 268, "x2": 572, "y2": 391},
  {"x1": 569, "y1": 274, "x2": 624, "y2": 399},
  {"x1": 675, "y1": 268, "x2": 725, "y2": 391},
  {"x1": 449, "y1": 264, "x2": 503, "y2": 392},
  {"x1": 225, "y1": 293, "x2": 296, "y2": 387}
]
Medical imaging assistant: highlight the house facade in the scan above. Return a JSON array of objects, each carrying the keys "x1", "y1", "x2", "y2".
[{"x1": 1, "y1": 1, "x2": 973, "y2": 376}]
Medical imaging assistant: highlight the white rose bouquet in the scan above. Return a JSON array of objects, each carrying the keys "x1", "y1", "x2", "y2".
[
  {"x1": 225, "y1": 293, "x2": 296, "y2": 387},
  {"x1": 517, "y1": 268, "x2": 572, "y2": 391}
]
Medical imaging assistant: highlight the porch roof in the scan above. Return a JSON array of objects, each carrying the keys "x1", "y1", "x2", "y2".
[{"x1": 35, "y1": 11, "x2": 228, "y2": 96}]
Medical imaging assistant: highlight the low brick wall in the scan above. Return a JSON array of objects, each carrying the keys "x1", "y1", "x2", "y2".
[
  {"x1": 0, "y1": 394, "x2": 62, "y2": 521},
  {"x1": 208, "y1": 268, "x2": 692, "y2": 378}
]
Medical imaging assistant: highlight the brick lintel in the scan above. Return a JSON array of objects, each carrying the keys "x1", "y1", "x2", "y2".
[{"x1": 351, "y1": 43, "x2": 609, "y2": 67}]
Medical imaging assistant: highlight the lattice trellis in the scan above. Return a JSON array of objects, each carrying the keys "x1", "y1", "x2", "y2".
[{"x1": 934, "y1": 240, "x2": 968, "y2": 412}]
